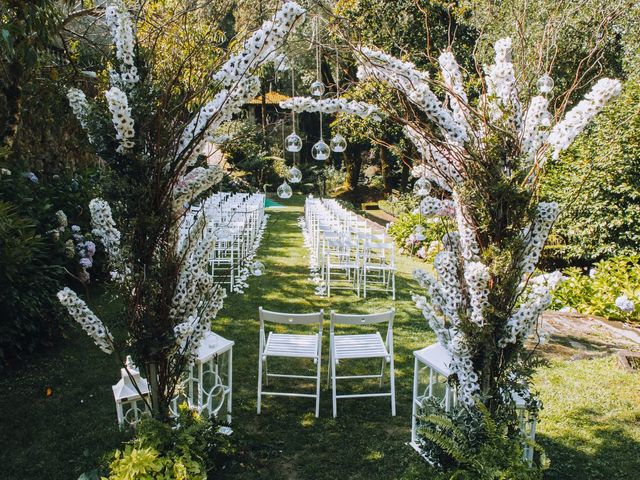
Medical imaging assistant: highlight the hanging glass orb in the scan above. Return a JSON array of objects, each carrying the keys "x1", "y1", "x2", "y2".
[
  {"x1": 413, "y1": 224, "x2": 426, "y2": 241},
  {"x1": 310, "y1": 80, "x2": 325, "y2": 97},
  {"x1": 285, "y1": 132, "x2": 302, "y2": 152},
  {"x1": 287, "y1": 166, "x2": 302, "y2": 183},
  {"x1": 330, "y1": 134, "x2": 347, "y2": 153},
  {"x1": 311, "y1": 140, "x2": 330, "y2": 161},
  {"x1": 413, "y1": 177, "x2": 431, "y2": 196},
  {"x1": 250, "y1": 260, "x2": 265, "y2": 276},
  {"x1": 536, "y1": 74, "x2": 554, "y2": 94},
  {"x1": 277, "y1": 181, "x2": 293, "y2": 199}
]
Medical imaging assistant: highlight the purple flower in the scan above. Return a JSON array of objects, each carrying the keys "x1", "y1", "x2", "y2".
[
  {"x1": 85, "y1": 241, "x2": 96, "y2": 256},
  {"x1": 79, "y1": 257, "x2": 93, "y2": 269},
  {"x1": 615, "y1": 295, "x2": 635, "y2": 313}
]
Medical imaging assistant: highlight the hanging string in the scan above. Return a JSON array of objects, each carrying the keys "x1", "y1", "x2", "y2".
[{"x1": 335, "y1": 46, "x2": 339, "y2": 97}]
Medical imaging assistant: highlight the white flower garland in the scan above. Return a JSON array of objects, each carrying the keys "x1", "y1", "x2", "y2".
[
  {"x1": 279, "y1": 96, "x2": 380, "y2": 119},
  {"x1": 213, "y1": 2, "x2": 305, "y2": 86},
  {"x1": 173, "y1": 166, "x2": 225, "y2": 210}
]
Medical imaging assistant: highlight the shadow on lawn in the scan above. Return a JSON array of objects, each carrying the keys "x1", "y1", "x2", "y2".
[{"x1": 539, "y1": 407, "x2": 640, "y2": 480}]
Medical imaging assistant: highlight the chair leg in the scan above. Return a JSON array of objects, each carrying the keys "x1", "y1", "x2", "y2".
[
  {"x1": 392, "y1": 272, "x2": 396, "y2": 301},
  {"x1": 257, "y1": 355, "x2": 263, "y2": 415},
  {"x1": 331, "y1": 352, "x2": 337, "y2": 418},
  {"x1": 315, "y1": 354, "x2": 322, "y2": 418},
  {"x1": 363, "y1": 268, "x2": 367, "y2": 298},
  {"x1": 379, "y1": 357, "x2": 385, "y2": 388},
  {"x1": 327, "y1": 266, "x2": 331, "y2": 297},
  {"x1": 390, "y1": 354, "x2": 396, "y2": 417}
]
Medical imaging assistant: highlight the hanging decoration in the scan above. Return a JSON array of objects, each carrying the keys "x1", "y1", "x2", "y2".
[
  {"x1": 277, "y1": 181, "x2": 293, "y2": 199},
  {"x1": 311, "y1": 15, "x2": 329, "y2": 161},
  {"x1": 287, "y1": 166, "x2": 302, "y2": 183},
  {"x1": 330, "y1": 47, "x2": 348, "y2": 153}
]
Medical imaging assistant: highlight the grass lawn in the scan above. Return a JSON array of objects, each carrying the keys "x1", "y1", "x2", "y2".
[{"x1": 0, "y1": 194, "x2": 638, "y2": 479}]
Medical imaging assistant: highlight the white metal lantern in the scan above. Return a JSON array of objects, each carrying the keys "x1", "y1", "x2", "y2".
[
  {"x1": 410, "y1": 343, "x2": 456, "y2": 450},
  {"x1": 171, "y1": 331, "x2": 234, "y2": 423},
  {"x1": 112, "y1": 355, "x2": 150, "y2": 428},
  {"x1": 277, "y1": 181, "x2": 293, "y2": 199},
  {"x1": 311, "y1": 140, "x2": 330, "y2": 161}
]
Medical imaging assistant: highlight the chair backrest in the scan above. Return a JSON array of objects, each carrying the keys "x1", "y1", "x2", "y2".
[
  {"x1": 259, "y1": 307, "x2": 324, "y2": 328},
  {"x1": 330, "y1": 309, "x2": 395, "y2": 327}
]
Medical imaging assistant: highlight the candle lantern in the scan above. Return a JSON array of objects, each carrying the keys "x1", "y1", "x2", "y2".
[{"x1": 112, "y1": 355, "x2": 150, "y2": 428}]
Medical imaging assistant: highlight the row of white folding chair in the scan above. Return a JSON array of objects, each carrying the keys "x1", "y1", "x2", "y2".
[{"x1": 257, "y1": 307, "x2": 396, "y2": 418}]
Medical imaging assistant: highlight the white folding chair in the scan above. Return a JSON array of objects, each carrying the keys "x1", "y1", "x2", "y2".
[
  {"x1": 257, "y1": 307, "x2": 324, "y2": 417},
  {"x1": 362, "y1": 239, "x2": 396, "y2": 300},
  {"x1": 328, "y1": 309, "x2": 396, "y2": 417}
]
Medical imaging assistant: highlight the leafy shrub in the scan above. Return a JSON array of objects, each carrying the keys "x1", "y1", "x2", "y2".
[
  {"x1": 102, "y1": 405, "x2": 235, "y2": 480},
  {"x1": 417, "y1": 399, "x2": 547, "y2": 479},
  {"x1": 551, "y1": 255, "x2": 640, "y2": 322},
  {"x1": 379, "y1": 192, "x2": 420, "y2": 218},
  {"x1": 388, "y1": 212, "x2": 452, "y2": 261},
  {"x1": 0, "y1": 168, "x2": 104, "y2": 364},
  {"x1": 0, "y1": 201, "x2": 64, "y2": 363}
]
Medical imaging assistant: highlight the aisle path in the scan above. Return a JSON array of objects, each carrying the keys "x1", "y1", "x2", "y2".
[{"x1": 215, "y1": 195, "x2": 434, "y2": 479}]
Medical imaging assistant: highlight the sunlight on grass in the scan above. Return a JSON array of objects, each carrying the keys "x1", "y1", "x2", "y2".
[{"x1": 300, "y1": 412, "x2": 316, "y2": 427}]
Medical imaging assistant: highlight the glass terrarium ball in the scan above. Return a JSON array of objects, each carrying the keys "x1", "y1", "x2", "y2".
[
  {"x1": 250, "y1": 260, "x2": 265, "y2": 276},
  {"x1": 287, "y1": 166, "x2": 302, "y2": 183},
  {"x1": 277, "y1": 181, "x2": 293, "y2": 199},
  {"x1": 310, "y1": 80, "x2": 325, "y2": 97},
  {"x1": 413, "y1": 177, "x2": 431, "y2": 196},
  {"x1": 330, "y1": 134, "x2": 347, "y2": 153},
  {"x1": 311, "y1": 140, "x2": 330, "y2": 161},
  {"x1": 285, "y1": 132, "x2": 303, "y2": 152},
  {"x1": 536, "y1": 74, "x2": 554, "y2": 94}
]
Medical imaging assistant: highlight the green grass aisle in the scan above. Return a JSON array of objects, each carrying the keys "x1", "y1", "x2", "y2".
[{"x1": 215, "y1": 195, "x2": 433, "y2": 479}]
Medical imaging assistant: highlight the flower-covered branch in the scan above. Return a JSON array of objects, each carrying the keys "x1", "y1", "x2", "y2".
[{"x1": 279, "y1": 96, "x2": 381, "y2": 119}]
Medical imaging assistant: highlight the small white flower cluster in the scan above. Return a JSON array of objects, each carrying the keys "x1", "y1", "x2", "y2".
[
  {"x1": 173, "y1": 166, "x2": 225, "y2": 210},
  {"x1": 57, "y1": 287, "x2": 114, "y2": 354},
  {"x1": 484, "y1": 38, "x2": 521, "y2": 129},
  {"x1": 453, "y1": 193, "x2": 480, "y2": 261},
  {"x1": 521, "y1": 95, "x2": 551, "y2": 162},
  {"x1": 357, "y1": 47, "x2": 468, "y2": 144},
  {"x1": 547, "y1": 77, "x2": 622, "y2": 160},
  {"x1": 298, "y1": 216, "x2": 326, "y2": 296},
  {"x1": 420, "y1": 196, "x2": 455, "y2": 217},
  {"x1": 105, "y1": 86, "x2": 135, "y2": 153},
  {"x1": 89, "y1": 198, "x2": 121, "y2": 262},
  {"x1": 500, "y1": 283, "x2": 551, "y2": 348},
  {"x1": 519, "y1": 202, "x2": 559, "y2": 275},
  {"x1": 177, "y1": 76, "x2": 261, "y2": 164},
  {"x1": 55, "y1": 210, "x2": 68, "y2": 228},
  {"x1": 213, "y1": 2, "x2": 305, "y2": 86},
  {"x1": 279, "y1": 96, "x2": 380, "y2": 119},
  {"x1": 438, "y1": 51, "x2": 470, "y2": 134},
  {"x1": 67, "y1": 88, "x2": 92, "y2": 135},
  {"x1": 464, "y1": 261, "x2": 490, "y2": 326},
  {"x1": 615, "y1": 294, "x2": 635, "y2": 313},
  {"x1": 105, "y1": 0, "x2": 139, "y2": 86}
]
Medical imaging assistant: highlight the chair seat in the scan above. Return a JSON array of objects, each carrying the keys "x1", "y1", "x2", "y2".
[
  {"x1": 334, "y1": 333, "x2": 389, "y2": 360},
  {"x1": 365, "y1": 263, "x2": 395, "y2": 271},
  {"x1": 328, "y1": 261, "x2": 360, "y2": 269},
  {"x1": 264, "y1": 333, "x2": 319, "y2": 358}
]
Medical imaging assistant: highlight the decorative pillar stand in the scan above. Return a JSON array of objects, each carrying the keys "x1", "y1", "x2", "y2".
[
  {"x1": 410, "y1": 342, "x2": 537, "y2": 462},
  {"x1": 410, "y1": 343, "x2": 456, "y2": 452},
  {"x1": 171, "y1": 331, "x2": 234, "y2": 423},
  {"x1": 112, "y1": 355, "x2": 151, "y2": 428}
]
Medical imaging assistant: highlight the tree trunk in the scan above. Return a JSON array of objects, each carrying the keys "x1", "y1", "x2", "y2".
[
  {"x1": 344, "y1": 144, "x2": 365, "y2": 191},
  {"x1": 380, "y1": 146, "x2": 392, "y2": 193},
  {"x1": 400, "y1": 154, "x2": 412, "y2": 190}
]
